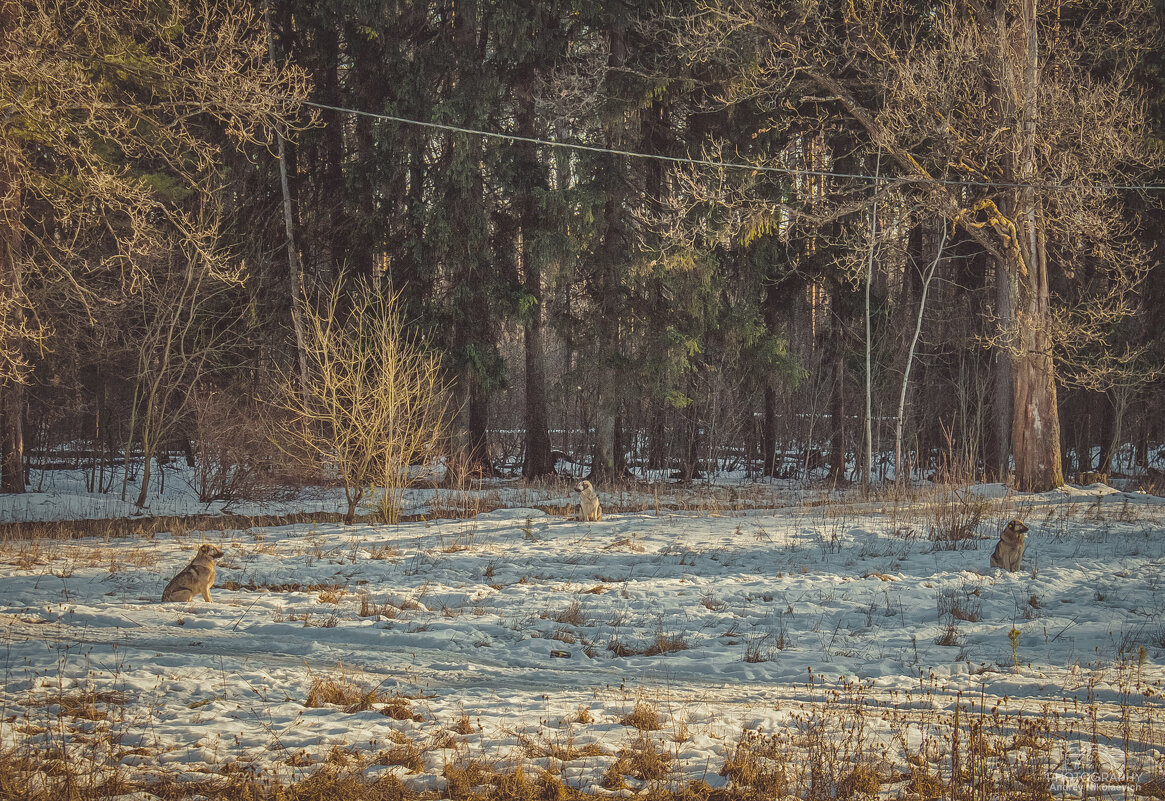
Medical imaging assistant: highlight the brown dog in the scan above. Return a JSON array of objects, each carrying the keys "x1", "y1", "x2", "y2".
[
  {"x1": 989, "y1": 520, "x2": 1028, "y2": 572},
  {"x1": 575, "y1": 480, "x2": 602, "y2": 522},
  {"x1": 162, "y1": 544, "x2": 225, "y2": 602}
]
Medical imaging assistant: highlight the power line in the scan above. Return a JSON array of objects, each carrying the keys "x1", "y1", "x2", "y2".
[
  {"x1": 29, "y1": 42, "x2": 1165, "y2": 194},
  {"x1": 302, "y1": 99, "x2": 1165, "y2": 194}
]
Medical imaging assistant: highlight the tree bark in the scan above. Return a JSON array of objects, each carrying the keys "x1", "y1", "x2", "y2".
[
  {"x1": 0, "y1": 134, "x2": 25, "y2": 493},
  {"x1": 0, "y1": 383, "x2": 22, "y2": 493},
  {"x1": 265, "y1": 2, "x2": 310, "y2": 405},
  {"x1": 1008, "y1": 0, "x2": 1063, "y2": 491},
  {"x1": 515, "y1": 86, "x2": 554, "y2": 480},
  {"x1": 987, "y1": 254, "x2": 1014, "y2": 482},
  {"x1": 762, "y1": 386, "x2": 779, "y2": 477},
  {"x1": 521, "y1": 281, "x2": 554, "y2": 479},
  {"x1": 587, "y1": 18, "x2": 628, "y2": 485},
  {"x1": 828, "y1": 357, "x2": 847, "y2": 484},
  {"x1": 466, "y1": 382, "x2": 492, "y2": 475},
  {"x1": 589, "y1": 409, "x2": 616, "y2": 482}
]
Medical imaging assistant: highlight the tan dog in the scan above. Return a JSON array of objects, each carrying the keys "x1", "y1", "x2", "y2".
[
  {"x1": 162, "y1": 544, "x2": 225, "y2": 602},
  {"x1": 989, "y1": 520, "x2": 1028, "y2": 572},
  {"x1": 575, "y1": 480, "x2": 602, "y2": 522}
]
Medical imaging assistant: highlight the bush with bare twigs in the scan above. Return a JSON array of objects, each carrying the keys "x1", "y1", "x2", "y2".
[{"x1": 271, "y1": 280, "x2": 449, "y2": 523}]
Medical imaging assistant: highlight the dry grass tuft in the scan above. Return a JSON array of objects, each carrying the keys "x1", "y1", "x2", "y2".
[
  {"x1": 620, "y1": 701, "x2": 663, "y2": 731},
  {"x1": 380, "y1": 695, "x2": 423, "y2": 722},
  {"x1": 303, "y1": 667, "x2": 418, "y2": 717},
  {"x1": 305, "y1": 673, "x2": 381, "y2": 712},
  {"x1": 45, "y1": 690, "x2": 130, "y2": 721},
  {"x1": 441, "y1": 755, "x2": 496, "y2": 798},
  {"x1": 375, "y1": 731, "x2": 426, "y2": 774},
  {"x1": 837, "y1": 763, "x2": 882, "y2": 796},
  {"x1": 936, "y1": 585, "x2": 982, "y2": 623},
  {"x1": 450, "y1": 712, "x2": 475, "y2": 735},
  {"x1": 721, "y1": 732, "x2": 790, "y2": 797},
  {"x1": 645, "y1": 631, "x2": 689, "y2": 656},
  {"x1": 613, "y1": 732, "x2": 672, "y2": 782},
  {"x1": 546, "y1": 599, "x2": 586, "y2": 626},
  {"x1": 608, "y1": 626, "x2": 689, "y2": 658},
  {"x1": 317, "y1": 588, "x2": 347, "y2": 604},
  {"x1": 359, "y1": 594, "x2": 400, "y2": 618},
  {"x1": 927, "y1": 491, "x2": 990, "y2": 550}
]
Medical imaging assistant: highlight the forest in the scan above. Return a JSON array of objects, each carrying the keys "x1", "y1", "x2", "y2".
[{"x1": 3, "y1": 0, "x2": 1164, "y2": 503}]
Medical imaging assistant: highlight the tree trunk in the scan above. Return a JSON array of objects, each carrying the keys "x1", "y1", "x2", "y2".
[
  {"x1": 265, "y1": 2, "x2": 310, "y2": 405},
  {"x1": 762, "y1": 386, "x2": 779, "y2": 477},
  {"x1": 466, "y1": 383, "x2": 492, "y2": 475},
  {"x1": 586, "y1": 17, "x2": 629, "y2": 485},
  {"x1": 648, "y1": 411, "x2": 667, "y2": 471},
  {"x1": 988, "y1": 256, "x2": 1014, "y2": 482},
  {"x1": 0, "y1": 383, "x2": 22, "y2": 493},
  {"x1": 896, "y1": 222, "x2": 946, "y2": 484},
  {"x1": 589, "y1": 409, "x2": 616, "y2": 482},
  {"x1": 0, "y1": 139, "x2": 25, "y2": 493},
  {"x1": 521, "y1": 267, "x2": 554, "y2": 480},
  {"x1": 677, "y1": 400, "x2": 702, "y2": 481},
  {"x1": 515, "y1": 88, "x2": 554, "y2": 480},
  {"x1": 862, "y1": 151, "x2": 881, "y2": 486},
  {"x1": 828, "y1": 358, "x2": 847, "y2": 484},
  {"x1": 1008, "y1": 0, "x2": 1063, "y2": 491},
  {"x1": 134, "y1": 451, "x2": 152, "y2": 509},
  {"x1": 1097, "y1": 392, "x2": 1116, "y2": 474}
]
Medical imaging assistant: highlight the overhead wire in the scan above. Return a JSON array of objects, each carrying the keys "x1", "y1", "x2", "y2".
[
  {"x1": 300, "y1": 99, "x2": 1165, "y2": 194},
  {"x1": 27, "y1": 41, "x2": 1165, "y2": 194}
]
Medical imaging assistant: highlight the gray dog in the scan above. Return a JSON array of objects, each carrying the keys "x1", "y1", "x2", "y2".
[
  {"x1": 989, "y1": 520, "x2": 1028, "y2": 572},
  {"x1": 162, "y1": 544, "x2": 225, "y2": 602}
]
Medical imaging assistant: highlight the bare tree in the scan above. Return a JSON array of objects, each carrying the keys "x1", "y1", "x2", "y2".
[
  {"x1": 896, "y1": 220, "x2": 948, "y2": 481},
  {"x1": 120, "y1": 214, "x2": 242, "y2": 508},
  {"x1": 273, "y1": 281, "x2": 449, "y2": 524},
  {"x1": 0, "y1": 0, "x2": 308, "y2": 492},
  {"x1": 670, "y1": 0, "x2": 1158, "y2": 490}
]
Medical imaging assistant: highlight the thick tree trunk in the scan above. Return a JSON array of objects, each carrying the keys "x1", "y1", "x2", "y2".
[
  {"x1": 647, "y1": 412, "x2": 667, "y2": 471},
  {"x1": 1011, "y1": 324, "x2": 1060, "y2": 483},
  {"x1": 0, "y1": 383, "x2": 22, "y2": 493},
  {"x1": 1, "y1": 139, "x2": 25, "y2": 493},
  {"x1": 515, "y1": 90, "x2": 554, "y2": 480},
  {"x1": 317, "y1": 26, "x2": 350, "y2": 279},
  {"x1": 988, "y1": 257, "x2": 1014, "y2": 482},
  {"x1": 1008, "y1": 0, "x2": 1063, "y2": 491},
  {"x1": 522, "y1": 315, "x2": 554, "y2": 479},
  {"x1": 677, "y1": 400, "x2": 703, "y2": 481},
  {"x1": 762, "y1": 386, "x2": 779, "y2": 477},
  {"x1": 589, "y1": 410, "x2": 616, "y2": 482},
  {"x1": 1011, "y1": 312, "x2": 1061, "y2": 490},
  {"x1": 466, "y1": 383, "x2": 492, "y2": 475},
  {"x1": 585, "y1": 18, "x2": 629, "y2": 486}
]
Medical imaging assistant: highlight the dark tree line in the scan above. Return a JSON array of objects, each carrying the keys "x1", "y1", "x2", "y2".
[{"x1": 3, "y1": 0, "x2": 1163, "y2": 499}]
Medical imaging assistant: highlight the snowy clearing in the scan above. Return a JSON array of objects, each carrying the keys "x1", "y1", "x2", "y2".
[{"x1": 1, "y1": 472, "x2": 1164, "y2": 799}]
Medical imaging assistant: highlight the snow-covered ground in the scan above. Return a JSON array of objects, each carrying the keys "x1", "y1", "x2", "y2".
[{"x1": 1, "y1": 468, "x2": 1164, "y2": 798}]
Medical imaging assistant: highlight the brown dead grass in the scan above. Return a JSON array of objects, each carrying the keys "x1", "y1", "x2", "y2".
[
  {"x1": 620, "y1": 701, "x2": 664, "y2": 731},
  {"x1": 303, "y1": 670, "x2": 421, "y2": 717}
]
